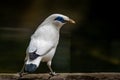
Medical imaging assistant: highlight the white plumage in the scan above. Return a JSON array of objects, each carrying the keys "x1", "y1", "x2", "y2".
[{"x1": 19, "y1": 14, "x2": 75, "y2": 76}]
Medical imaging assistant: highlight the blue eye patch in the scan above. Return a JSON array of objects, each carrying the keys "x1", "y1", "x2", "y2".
[{"x1": 54, "y1": 16, "x2": 66, "y2": 23}]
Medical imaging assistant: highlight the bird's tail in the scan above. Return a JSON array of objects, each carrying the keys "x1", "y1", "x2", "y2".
[{"x1": 25, "y1": 57, "x2": 41, "y2": 72}]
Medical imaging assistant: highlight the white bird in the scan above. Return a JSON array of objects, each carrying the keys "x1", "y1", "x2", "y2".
[{"x1": 19, "y1": 13, "x2": 75, "y2": 77}]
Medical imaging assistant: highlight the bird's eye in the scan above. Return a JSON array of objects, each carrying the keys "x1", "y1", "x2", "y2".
[{"x1": 54, "y1": 16, "x2": 66, "y2": 23}]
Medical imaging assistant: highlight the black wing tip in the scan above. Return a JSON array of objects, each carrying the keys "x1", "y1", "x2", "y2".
[{"x1": 29, "y1": 50, "x2": 40, "y2": 60}]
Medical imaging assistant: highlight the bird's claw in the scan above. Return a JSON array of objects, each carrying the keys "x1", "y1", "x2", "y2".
[
  {"x1": 18, "y1": 72, "x2": 28, "y2": 77},
  {"x1": 18, "y1": 72, "x2": 23, "y2": 77},
  {"x1": 49, "y1": 72, "x2": 57, "y2": 76}
]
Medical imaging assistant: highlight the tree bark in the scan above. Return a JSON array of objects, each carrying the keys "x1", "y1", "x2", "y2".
[{"x1": 0, "y1": 73, "x2": 120, "y2": 80}]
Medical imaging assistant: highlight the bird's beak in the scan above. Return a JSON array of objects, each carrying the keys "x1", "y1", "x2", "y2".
[{"x1": 69, "y1": 19, "x2": 75, "y2": 24}]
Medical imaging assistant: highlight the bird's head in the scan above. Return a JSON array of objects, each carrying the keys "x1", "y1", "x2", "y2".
[{"x1": 43, "y1": 14, "x2": 75, "y2": 28}]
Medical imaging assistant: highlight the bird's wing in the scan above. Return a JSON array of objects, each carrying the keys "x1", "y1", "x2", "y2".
[{"x1": 26, "y1": 39, "x2": 54, "y2": 57}]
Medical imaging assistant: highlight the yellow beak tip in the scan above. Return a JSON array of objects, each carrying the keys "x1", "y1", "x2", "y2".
[{"x1": 69, "y1": 19, "x2": 76, "y2": 24}]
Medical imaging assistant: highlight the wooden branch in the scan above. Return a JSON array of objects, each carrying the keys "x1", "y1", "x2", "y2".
[{"x1": 0, "y1": 73, "x2": 120, "y2": 80}]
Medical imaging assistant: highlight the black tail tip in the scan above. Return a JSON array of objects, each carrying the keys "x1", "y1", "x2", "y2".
[{"x1": 25, "y1": 63, "x2": 37, "y2": 73}]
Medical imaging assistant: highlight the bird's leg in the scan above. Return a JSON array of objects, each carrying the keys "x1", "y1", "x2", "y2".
[
  {"x1": 19, "y1": 55, "x2": 28, "y2": 77},
  {"x1": 47, "y1": 61, "x2": 57, "y2": 76},
  {"x1": 19, "y1": 63, "x2": 25, "y2": 77}
]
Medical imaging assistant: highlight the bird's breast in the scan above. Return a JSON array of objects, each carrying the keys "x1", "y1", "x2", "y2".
[{"x1": 41, "y1": 47, "x2": 57, "y2": 62}]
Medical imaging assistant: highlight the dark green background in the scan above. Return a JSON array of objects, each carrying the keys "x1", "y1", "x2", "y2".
[{"x1": 0, "y1": 0, "x2": 120, "y2": 73}]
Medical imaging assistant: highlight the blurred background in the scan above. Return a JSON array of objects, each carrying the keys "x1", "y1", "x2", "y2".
[{"x1": 0, "y1": 0, "x2": 120, "y2": 73}]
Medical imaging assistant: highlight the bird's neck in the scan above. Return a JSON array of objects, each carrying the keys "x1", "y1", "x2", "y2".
[{"x1": 52, "y1": 21, "x2": 64, "y2": 29}]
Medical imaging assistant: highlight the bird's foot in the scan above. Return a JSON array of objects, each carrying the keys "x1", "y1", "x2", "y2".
[
  {"x1": 48, "y1": 72, "x2": 58, "y2": 79},
  {"x1": 18, "y1": 72, "x2": 28, "y2": 77},
  {"x1": 18, "y1": 72, "x2": 23, "y2": 77},
  {"x1": 49, "y1": 72, "x2": 58, "y2": 76}
]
